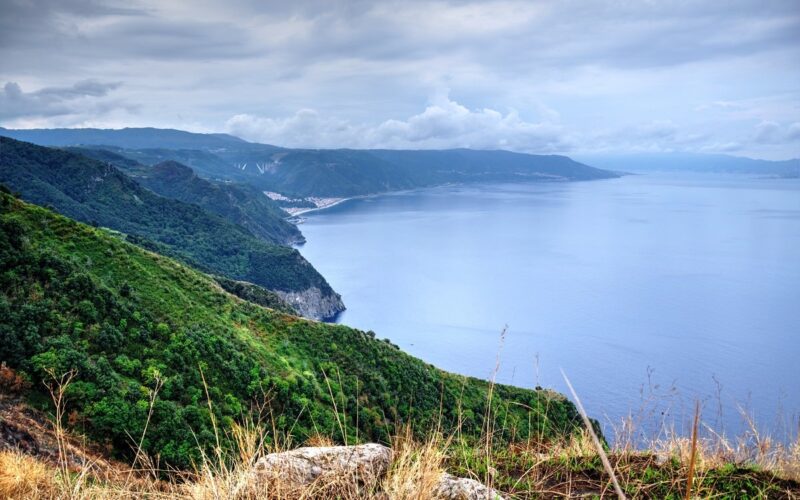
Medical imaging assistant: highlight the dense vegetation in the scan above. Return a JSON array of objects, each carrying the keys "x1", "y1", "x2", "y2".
[
  {"x1": 0, "y1": 190, "x2": 584, "y2": 469},
  {"x1": 137, "y1": 161, "x2": 303, "y2": 244},
  {"x1": 69, "y1": 149, "x2": 304, "y2": 245},
  {"x1": 0, "y1": 137, "x2": 340, "y2": 318},
  {"x1": 1, "y1": 127, "x2": 619, "y2": 198},
  {"x1": 213, "y1": 275, "x2": 297, "y2": 315}
]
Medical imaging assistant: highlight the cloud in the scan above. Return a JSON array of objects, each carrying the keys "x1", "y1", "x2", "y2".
[
  {"x1": 226, "y1": 95, "x2": 572, "y2": 152},
  {"x1": 788, "y1": 123, "x2": 800, "y2": 142},
  {"x1": 582, "y1": 120, "x2": 710, "y2": 154},
  {"x1": 227, "y1": 109, "x2": 367, "y2": 149},
  {"x1": 0, "y1": 80, "x2": 123, "y2": 121},
  {"x1": 0, "y1": 1, "x2": 798, "y2": 158},
  {"x1": 227, "y1": 97, "x2": 800, "y2": 157},
  {"x1": 699, "y1": 141, "x2": 745, "y2": 153},
  {"x1": 694, "y1": 100, "x2": 745, "y2": 112},
  {"x1": 753, "y1": 120, "x2": 800, "y2": 144},
  {"x1": 754, "y1": 121, "x2": 783, "y2": 143}
]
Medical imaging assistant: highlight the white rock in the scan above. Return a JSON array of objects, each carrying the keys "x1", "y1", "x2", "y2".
[
  {"x1": 434, "y1": 473, "x2": 506, "y2": 500},
  {"x1": 251, "y1": 443, "x2": 506, "y2": 499},
  {"x1": 253, "y1": 443, "x2": 392, "y2": 487}
]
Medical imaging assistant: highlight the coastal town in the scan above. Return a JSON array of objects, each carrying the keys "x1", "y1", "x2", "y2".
[{"x1": 264, "y1": 191, "x2": 349, "y2": 216}]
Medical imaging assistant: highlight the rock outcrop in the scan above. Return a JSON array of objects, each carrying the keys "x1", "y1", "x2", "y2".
[
  {"x1": 275, "y1": 286, "x2": 345, "y2": 321},
  {"x1": 0, "y1": 395, "x2": 123, "y2": 475},
  {"x1": 434, "y1": 473, "x2": 505, "y2": 499},
  {"x1": 253, "y1": 443, "x2": 392, "y2": 488},
  {"x1": 251, "y1": 444, "x2": 506, "y2": 499}
]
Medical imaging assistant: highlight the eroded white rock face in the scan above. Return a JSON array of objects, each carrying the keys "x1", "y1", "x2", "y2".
[
  {"x1": 275, "y1": 286, "x2": 345, "y2": 320},
  {"x1": 434, "y1": 473, "x2": 506, "y2": 500},
  {"x1": 253, "y1": 443, "x2": 392, "y2": 487}
]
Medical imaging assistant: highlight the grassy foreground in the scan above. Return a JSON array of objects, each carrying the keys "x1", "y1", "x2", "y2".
[{"x1": 0, "y1": 402, "x2": 797, "y2": 499}]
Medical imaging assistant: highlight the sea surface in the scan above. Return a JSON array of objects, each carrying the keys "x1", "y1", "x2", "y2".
[{"x1": 297, "y1": 173, "x2": 800, "y2": 443}]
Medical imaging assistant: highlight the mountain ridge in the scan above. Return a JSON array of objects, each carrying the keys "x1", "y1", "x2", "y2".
[
  {"x1": 0, "y1": 127, "x2": 620, "y2": 198},
  {"x1": 0, "y1": 136, "x2": 342, "y2": 319},
  {"x1": 66, "y1": 148, "x2": 305, "y2": 245},
  {"x1": 0, "y1": 126, "x2": 254, "y2": 150}
]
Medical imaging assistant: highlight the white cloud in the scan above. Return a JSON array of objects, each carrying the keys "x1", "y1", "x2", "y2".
[
  {"x1": 226, "y1": 95, "x2": 572, "y2": 152},
  {"x1": 699, "y1": 141, "x2": 744, "y2": 153},
  {"x1": 226, "y1": 98, "x2": 800, "y2": 158},
  {"x1": 226, "y1": 109, "x2": 368, "y2": 149}
]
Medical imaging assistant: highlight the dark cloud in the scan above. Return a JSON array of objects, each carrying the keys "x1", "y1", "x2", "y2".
[
  {"x1": 0, "y1": 0, "x2": 797, "y2": 157},
  {"x1": 788, "y1": 123, "x2": 800, "y2": 142},
  {"x1": 753, "y1": 120, "x2": 800, "y2": 144},
  {"x1": 0, "y1": 80, "x2": 122, "y2": 120},
  {"x1": 0, "y1": 0, "x2": 144, "y2": 48},
  {"x1": 4, "y1": 1, "x2": 797, "y2": 72}
]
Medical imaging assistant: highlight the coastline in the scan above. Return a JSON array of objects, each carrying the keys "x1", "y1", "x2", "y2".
[
  {"x1": 281, "y1": 174, "x2": 624, "y2": 219},
  {"x1": 285, "y1": 188, "x2": 428, "y2": 218},
  {"x1": 286, "y1": 196, "x2": 356, "y2": 216}
]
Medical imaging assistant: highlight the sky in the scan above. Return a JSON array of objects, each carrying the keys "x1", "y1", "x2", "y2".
[{"x1": 0, "y1": 0, "x2": 798, "y2": 159}]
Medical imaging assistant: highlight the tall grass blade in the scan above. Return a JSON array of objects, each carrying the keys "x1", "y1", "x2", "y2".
[
  {"x1": 685, "y1": 400, "x2": 700, "y2": 500},
  {"x1": 561, "y1": 369, "x2": 626, "y2": 500}
]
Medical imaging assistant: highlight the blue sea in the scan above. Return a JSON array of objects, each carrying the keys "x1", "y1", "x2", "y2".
[{"x1": 297, "y1": 173, "x2": 800, "y2": 442}]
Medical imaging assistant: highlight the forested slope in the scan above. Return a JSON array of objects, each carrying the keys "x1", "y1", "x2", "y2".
[
  {"x1": 0, "y1": 137, "x2": 340, "y2": 319},
  {"x1": 69, "y1": 148, "x2": 303, "y2": 245},
  {"x1": 0, "y1": 190, "x2": 584, "y2": 469}
]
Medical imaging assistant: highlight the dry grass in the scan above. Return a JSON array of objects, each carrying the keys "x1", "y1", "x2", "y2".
[
  {"x1": 382, "y1": 426, "x2": 449, "y2": 499},
  {"x1": 1, "y1": 419, "x2": 799, "y2": 499},
  {"x1": 650, "y1": 422, "x2": 800, "y2": 483},
  {"x1": 0, "y1": 451, "x2": 55, "y2": 499},
  {"x1": 562, "y1": 370, "x2": 625, "y2": 498},
  {"x1": 303, "y1": 434, "x2": 335, "y2": 448},
  {"x1": 0, "y1": 362, "x2": 797, "y2": 498},
  {"x1": 445, "y1": 428, "x2": 800, "y2": 498}
]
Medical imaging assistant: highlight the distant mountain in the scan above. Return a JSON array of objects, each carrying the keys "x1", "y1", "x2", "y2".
[
  {"x1": 0, "y1": 137, "x2": 342, "y2": 319},
  {"x1": 67, "y1": 147, "x2": 304, "y2": 245},
  {"x1": 0, "y1": 126, "x2": 254, "y2": 150},
  {"x1": 129, "y1": 146, "x2": 620, "y2": 197},
  {"x1": 373, "y1": 148, "x2": 617, "y2": 184},
  {"x1": 3, "y1": 127, "x2": 619, "y2": 198},
  {"x1": 576, "y1": 152, "x2": 800, "y2": 178}
]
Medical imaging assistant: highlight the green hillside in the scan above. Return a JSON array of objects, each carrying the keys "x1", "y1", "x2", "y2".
[
  {"x1": 0, "y1": 137, "x2": 341, "y2": 319},
  {"x1": 143, "y1": 162, "x2": 302, "y2": 242},
  {"x1": 69, "y1": 149, "x2": 304, "y2": 245},
  {"x1": 0, "y1": 189, "x2": 584, "y2": 469}
]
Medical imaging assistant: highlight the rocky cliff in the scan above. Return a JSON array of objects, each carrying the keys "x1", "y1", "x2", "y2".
[{"x1": 276, "y1": 286, "x2": 346, "y2": 321}]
